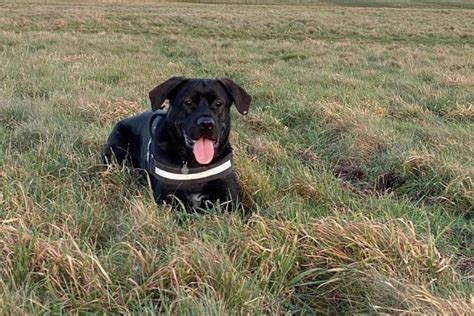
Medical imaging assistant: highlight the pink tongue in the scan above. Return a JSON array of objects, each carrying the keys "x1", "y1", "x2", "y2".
[{"x1": 193, "y1": 138, "x2": 214, "y2": 165}]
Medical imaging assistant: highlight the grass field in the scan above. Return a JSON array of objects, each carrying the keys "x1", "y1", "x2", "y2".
[{"x1": 1, "y1": 0, "x2": 473, "y2": 313}]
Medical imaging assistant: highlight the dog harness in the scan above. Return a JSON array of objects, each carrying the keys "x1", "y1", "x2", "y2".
[{"x1": 146, "y1": 110, "x2": 233, "y2": 187}]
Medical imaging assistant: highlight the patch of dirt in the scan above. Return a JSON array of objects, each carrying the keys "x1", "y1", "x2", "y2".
[
  {"x1": 374, "y1": 172, "x2": 404, "y2": 193},
  {"x1": 455, "y1": 257, "x2": 473, "y2": 284},
  {"x1": 333, "y1": 164, "x2": 405, "y2": 197},
  {"x1": 334, "y1": 165, "x2": 365, "y2": 181}
]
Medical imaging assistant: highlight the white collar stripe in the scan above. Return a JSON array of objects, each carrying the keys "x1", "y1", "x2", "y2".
[{"x1": 154, "y1": 160, "x2": 232, "y2": 181}]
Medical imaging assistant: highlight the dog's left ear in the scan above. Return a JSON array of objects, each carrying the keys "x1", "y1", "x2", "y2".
[
  {"x1": 149, "y1": 76, "x2": 187, "y2": 110},
  {"x1": 218, "y1": 78, "x2": 251, "y2": 115}
]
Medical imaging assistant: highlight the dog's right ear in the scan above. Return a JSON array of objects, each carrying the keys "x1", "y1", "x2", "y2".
[
  {"x1": 149, "y1": 77, "x2": 187, "y2": 110},
  {"x1": 217, "y1": 78, "x2": 251, "y2": 115}
]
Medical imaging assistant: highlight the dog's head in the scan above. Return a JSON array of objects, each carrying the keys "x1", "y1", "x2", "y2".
[{"x1": 149, "y1": 77, "x2": 251, "y2": 165}]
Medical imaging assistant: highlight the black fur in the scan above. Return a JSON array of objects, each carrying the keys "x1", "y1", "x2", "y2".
[{"x1": 102, "y1": 77, "x2": 251, "y2": 210}]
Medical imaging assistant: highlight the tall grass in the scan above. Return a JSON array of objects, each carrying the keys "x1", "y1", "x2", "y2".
[{"x1": 0, "y1": 0, "x2": 472, "y2": 313}]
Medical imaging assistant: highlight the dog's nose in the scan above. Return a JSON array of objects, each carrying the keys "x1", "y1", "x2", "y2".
[{"x1": 197, "y1": 116, "x2": 215, "y2": 131}]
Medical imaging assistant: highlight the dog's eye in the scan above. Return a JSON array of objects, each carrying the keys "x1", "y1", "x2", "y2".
[
  {"x1": 183, "y1": 100, "x2": 193, "y2": 107},
  {"x1": 215, "y1": 101, "x2": 223, "y2": 107}
]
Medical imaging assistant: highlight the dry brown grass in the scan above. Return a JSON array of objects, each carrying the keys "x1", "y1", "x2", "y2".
[
  {"x1": 0, "y1": 219, "x2": 122, "y2": 311},
  {"x1": 236, "y1": 215, "x2": 471, "y2": 313},
  {"x1": 287, "y1": 181, "x2": 321, "y2": 202},
  {"x1": 1, "y1": 0, "x2": 472, "y2": 313},
  {"x1": 444, "y1": 174, "x2": 473, "y2": 207},
  {"x1": 442, "y1": 72, "x2": 471, "y2": 86},
  {"x1": 243, "y1": 112, "x2": 289, "y2": 134},
  {"x1": 444, "y1": 104, "x2": 474, "y2": 120},
  {"x1": 404, "y1": 150, "x2": 436, "y2": 172},
  {"x1": 315, "y1": 100, "x2": 393, "y2": 159},
  {"x1": 232, "y1": 143, "x2": 277, "y2": 208},
  {"x1": 1, "y1": 207, "x2": 471, "y2": 313},
  {"x1": 248, "y1": 136, "x2": 288, "y2": 162},
  {"x1": 78, "y1": 99, "x2": 143, "y2": 124}
]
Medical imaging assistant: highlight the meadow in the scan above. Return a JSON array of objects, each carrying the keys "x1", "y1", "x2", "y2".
[{"x1": 0, "y1": 0, "x2": 473, "y2": 313}]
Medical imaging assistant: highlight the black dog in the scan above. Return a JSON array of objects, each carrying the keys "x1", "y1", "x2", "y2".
[{"x1": 102, "y1": 77, "x2": 251, "y2": 210}]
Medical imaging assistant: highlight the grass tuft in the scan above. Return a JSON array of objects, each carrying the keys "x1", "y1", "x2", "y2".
[{"x1": 1, "y1": 0, "x2": 472, "y2": 313}]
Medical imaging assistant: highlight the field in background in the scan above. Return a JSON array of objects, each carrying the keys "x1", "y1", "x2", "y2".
[
  {"x1": 5, "y1": 0, "x2": 474, "y2": 8},
  {"x1": 1, "y1": 0, "x2": 473, "y2": 313},
  {"x1": 174, "y1": 0, "x2": 474, "y2": 7}
]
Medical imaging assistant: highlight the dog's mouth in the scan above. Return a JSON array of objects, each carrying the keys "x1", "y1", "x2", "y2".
[{"x1": 183, "y1": 132, "x2": 218, "y2": 165}]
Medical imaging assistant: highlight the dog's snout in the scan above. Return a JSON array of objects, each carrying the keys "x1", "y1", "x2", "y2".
[{"x1": 197, "y1": 116, "x2": 215, "y2": 130}]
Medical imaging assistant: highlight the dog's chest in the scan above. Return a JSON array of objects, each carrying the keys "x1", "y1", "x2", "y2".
[
  {"x1": 157, "y1": 180, "x2": 208, "y2": 206},
  {"x1": 185, "y1": 193, "x2": 207, "y2": 208}
]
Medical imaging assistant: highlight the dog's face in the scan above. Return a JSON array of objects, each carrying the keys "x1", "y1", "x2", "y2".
[{"x1": 149, "y1": 77, "x2": 251, "y2": 165}]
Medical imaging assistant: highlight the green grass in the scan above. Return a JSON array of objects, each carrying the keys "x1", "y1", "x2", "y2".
[{"x1": 1, "y1": 0, "x2": 473, "y2": 313}]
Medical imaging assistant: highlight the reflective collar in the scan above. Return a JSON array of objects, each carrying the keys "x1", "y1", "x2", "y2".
[{"x1": 148, "y1": 152, "x2": 233, "y2": 185}]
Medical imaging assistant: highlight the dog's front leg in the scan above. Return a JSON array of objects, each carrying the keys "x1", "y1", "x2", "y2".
[
  {"x1": 151, "y1": 181, "x2": 170, "y2": 205},
  {"x1": 205, "y1": 175, "x2": 240, "y2": 211}
]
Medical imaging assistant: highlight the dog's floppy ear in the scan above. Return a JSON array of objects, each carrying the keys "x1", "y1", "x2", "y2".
[
  {"x1": 218, "y1": 78, "x2": 251, "y2": 115},
  {"x1": 149, "y1": 76, "x2": 187, "y2": 110}
]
